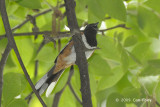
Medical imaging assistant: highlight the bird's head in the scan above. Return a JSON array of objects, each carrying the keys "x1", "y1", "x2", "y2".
[
  {"x1": 83, "y1": 22, "x2": 99, "y2": 47},
  {"x1": 84, "y1": 22, "x2": 99, "y2": 34}
]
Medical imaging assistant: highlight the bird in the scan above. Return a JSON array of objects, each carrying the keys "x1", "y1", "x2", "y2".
[{"x1": 34, "y1": 22, "x2": 99, "y2": 97}]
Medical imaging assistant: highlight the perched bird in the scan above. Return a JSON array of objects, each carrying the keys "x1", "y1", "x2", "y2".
[{"x1": 34, "y1": 22, "x2": 99, "y2": 97}]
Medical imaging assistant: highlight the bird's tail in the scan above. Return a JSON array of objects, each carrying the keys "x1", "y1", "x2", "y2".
[{"x1": 28, "y1": 65, "x2": 64, "y2": 98}]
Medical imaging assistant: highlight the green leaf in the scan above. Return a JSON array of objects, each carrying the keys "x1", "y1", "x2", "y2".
[
  {"x1": 124, "y1": 35, "x2": 137, "y2": 47},
  {"x1": 107, "y1": 93, "x2": 126, "y2": 107},
  {"x1": 3, "y1": 73, "x2": 27, "y2": 106},
  {"x1": 92, "y1": 95, "x2": 97, "y2": 107},
  {"x1": 53, "y1": 69, "x2": 69, "y2": 93},
  {"x1": 35, "y1": 43, "x2": 58, "y2": 63},
  {"x1": 89, "y1": 73, "x2": 97, "y2": 95},
  {"x1": 130, "y1": 75, "x2": 141, "y2": 88},
  {"x1": 126, "y1": 103, "x2": 137, "y2": 107},
  {"x1": 87, "y1": 0, "x2": 106, "y2": 22},
  {"x1": 127, "y1": 51, "x2": 142, "y2": 65},
  {"x1": 70, "y1": 66, "x2": 82, "y2": 101},
  {"x1": 131, "y1": 42, "x2": 151, "y2": 61},
  {"x1": 155, "y1": 82, "x2": 160, "y2": 103},
  {"x1": 7, "y1": 99, "x2": 28, "y2": 107},
  {"x1": 11, "y1": 37, "x2": 34, "y2": 67},
  {"x1": 14, "y1": 6, "x2": 27, "y2": 19},
  {"x1": 96, "y1": 35, "x2": 120, "y2": 61},
  {"x1": 98, "y1": 66, "x2": 124, "y2": 91},
  {"x1": 16, "y1": 0, "x2": 42, "y2": 9},
  {"x1": 88, "y1": 0, "x2": 126, "y2": 22},
  {"x1": 0, "y1": 17, "x2": 5, "y2": 34},
  {"x1": 89, "y1": 54, "x2": 112, "y2": 76},
  {"x1": 139, "y1": 76, "x2": 159, "y2": 95},
  {"x1": 144, "y1": 0, "x2": 160, "y2": 13},
  {"x1": 100, "y1": 0, "x2": 127, "y2": 21},
  {"x1": 141, "y1": 66, "x2": 160, "y2": 76},
  {"x1": 59, "y1": 86, "x2": 77, "y2": 107},
  {"x1": 137, "y1": 6, "x2": 160, "y2": 37},
  {"x1": 10, "y1": 0, "x2": 22, "y2": 2},
  {"x1": 140, "y1": 59, "x2": 160, "y2": 76},
  {"x1": 121, "y1": 50, "x2": 129, "y2": 72},
  {"x1": 6, "y1": 2, "x2": 19, "y2": 16},
  {"x1": 148, "y1": 59, "x2": 160, "y2": 68},
  {"x1": 0, "y1": 39, "x2": 7, "y2": 54},
  {"x1": 121, "y1": 87, "x2": 141, "y2": 102},
  {"x1": 96, "y1": 87, "x2": 117, "y2": 104},
  {"x1": 151, "y1": 38, "x2": 160, "y2": 53},
  {"x1": 29, "y1": 97, "x2": 43, "y2": 107}
]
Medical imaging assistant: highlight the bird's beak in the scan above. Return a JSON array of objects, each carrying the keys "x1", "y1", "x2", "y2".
[{"x1": 94, "y1": 22, "x2": 99, "y2": 26}]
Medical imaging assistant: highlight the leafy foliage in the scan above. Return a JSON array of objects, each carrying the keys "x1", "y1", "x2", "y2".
[{"x1": 1, "y1": 0, "x2": 160, "y2": 107}]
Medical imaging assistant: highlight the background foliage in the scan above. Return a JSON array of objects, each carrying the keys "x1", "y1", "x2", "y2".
[{"x1": 0, "y1": 0, "x2": 160, "y2": 107}]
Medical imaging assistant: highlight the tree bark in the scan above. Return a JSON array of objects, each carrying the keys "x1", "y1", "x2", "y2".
[{"x1": 64, "y1": 0, "x2": 93, "y2": 107}]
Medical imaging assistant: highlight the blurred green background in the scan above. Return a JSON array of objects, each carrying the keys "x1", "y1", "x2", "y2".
[{"x1": 1, "y1": 0, "x2": 160, "y2": 107}]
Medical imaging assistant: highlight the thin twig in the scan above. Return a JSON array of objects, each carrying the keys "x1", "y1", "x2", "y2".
[
  {"x1": 68, "y1": 82, "x2": 82, "y2": 104},
  {"x1": 156, "y1": 101, "x2": 160, "y2": 107},
  {"x1": 11, "y1": 4, "x2": 65, "y2": 32},
  {"x1": 98, "y1": 24, "x2": 130, "y2": 32},
  {"x1": 34, "y1": 39, "x2": 47, "y2": 78},
  {"x1": 0, "y1": 43, "x2": 12, "y2": 107},
  {"x1": 0, "y1": 0, "x2": 47, "y2": 106},
  {"x1": 52, "y1": 66, "x2": 74, "y2": 107},
  {"x1": 104, "y1": 16, "x2": 111, "y2": 20},
  {"x1": 12, "y1": 9, "x2": 52, "y2": 31},
  {"x1": 52, "y1": 88, "x2": 64, "y2": 107},
  {"x1": 0, "y1": 31, "x2": 72, "y2": 40},
  {"x1": 0, "y1": 24, "x2": 129, "y2": 40},
  {"x1": 34, "y1": 60, "x2": 39, "y2": 78}
]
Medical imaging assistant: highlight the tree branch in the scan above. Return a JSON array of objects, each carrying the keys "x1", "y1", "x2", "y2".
[
  {"x1": 0, "y1": 43, "x2": 12, "y2": 107},
  {"x1": 0, "y1": 31, "x2": 72, "y2": 40},
  {"x1": 98, "y1": 24, "x2": 130, "y2": 32},
  {"x1": 0, "y1": 24, "x2": 130, "y2": 40},
  {"x1": 68, "y1": 82, "x2": 82, "y2": 104},
  {"x1": 156, "y1": 101, "x2": 160, "y2": 107},
  {"x1": 11, "y1": 4, "x2": 65, "y2": 32},
  {"x1": 52, "y1": 86, "x2": 64, "y2": 107},
  {"x1": 64, "y1": 0, "x2": 92, "y2": 107},
  {"x1": 0, "y1": 0, "x2": 47, "y2": 106},
  {"x1": 52, "y1": 66, "x2": 74, "y2": 107},
  {"x1": 12, "y1": 9, "x2": 52, "y2": 31}
]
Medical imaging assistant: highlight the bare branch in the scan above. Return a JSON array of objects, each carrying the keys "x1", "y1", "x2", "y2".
[
  {"x1": 0, "y1": 31, "x2": 72, "y2": 40},
  {"x1": 0, "y1": 24, "x2": 129, "y2": 40},
  {"x1": 52, "y1": 88, "x2": 64, "y2": 107},
  {"x1": 98, "y1": 24, "x2": 130, "y2": 32},
  {"x1": 0, "y1": 44, "x2": 12, "y2": 107},
  {"x1": 68, "y1": 82, "x2": 82, "y2": 104},
  {"x1": 52, "y1": 66, "x2": 74, "y2": 107},
  {"x1": 104, "y1": 16, "x2": 111, "y2": 20},
  {"x1": 12, "y1": 9, "x2": 52, "y2": 31},
  {"x1": 64, "y1": 0, "x2": 92, "y2": 107},
  {"x1": 11, "y1": 3, "x2": 64, "y2": 32},
  {"x1": 0, "y1": 0, "x2": 47, "y2": 106},
  {"x1": 156, "y1": 101, "x2": 160, "y2": 107}
]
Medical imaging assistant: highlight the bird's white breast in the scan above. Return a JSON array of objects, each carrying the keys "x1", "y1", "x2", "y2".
[
  {"x1": 64, "y1": 34, "x2": 96, "y2": 65},
  {"x1": 64, "y1": 46, "x2": 94, "y2": 65}
]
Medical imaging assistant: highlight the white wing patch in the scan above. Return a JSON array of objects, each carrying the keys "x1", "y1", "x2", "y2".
[
  {"x1": 45, "y1": 70, "x2": 64, "y2": 97},
  {"x1": 46, "y1": 82, "x2": 57, "y2": 97}
]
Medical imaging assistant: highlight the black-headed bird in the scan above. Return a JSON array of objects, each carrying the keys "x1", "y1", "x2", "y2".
[{"x1": 34, "y1": 22, "x2": 99, "y2": 97}]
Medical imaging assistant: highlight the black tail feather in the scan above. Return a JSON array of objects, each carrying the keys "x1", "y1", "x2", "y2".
[{"x1": 25, "y1": 66, "x2": 64, "y2": 100}]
